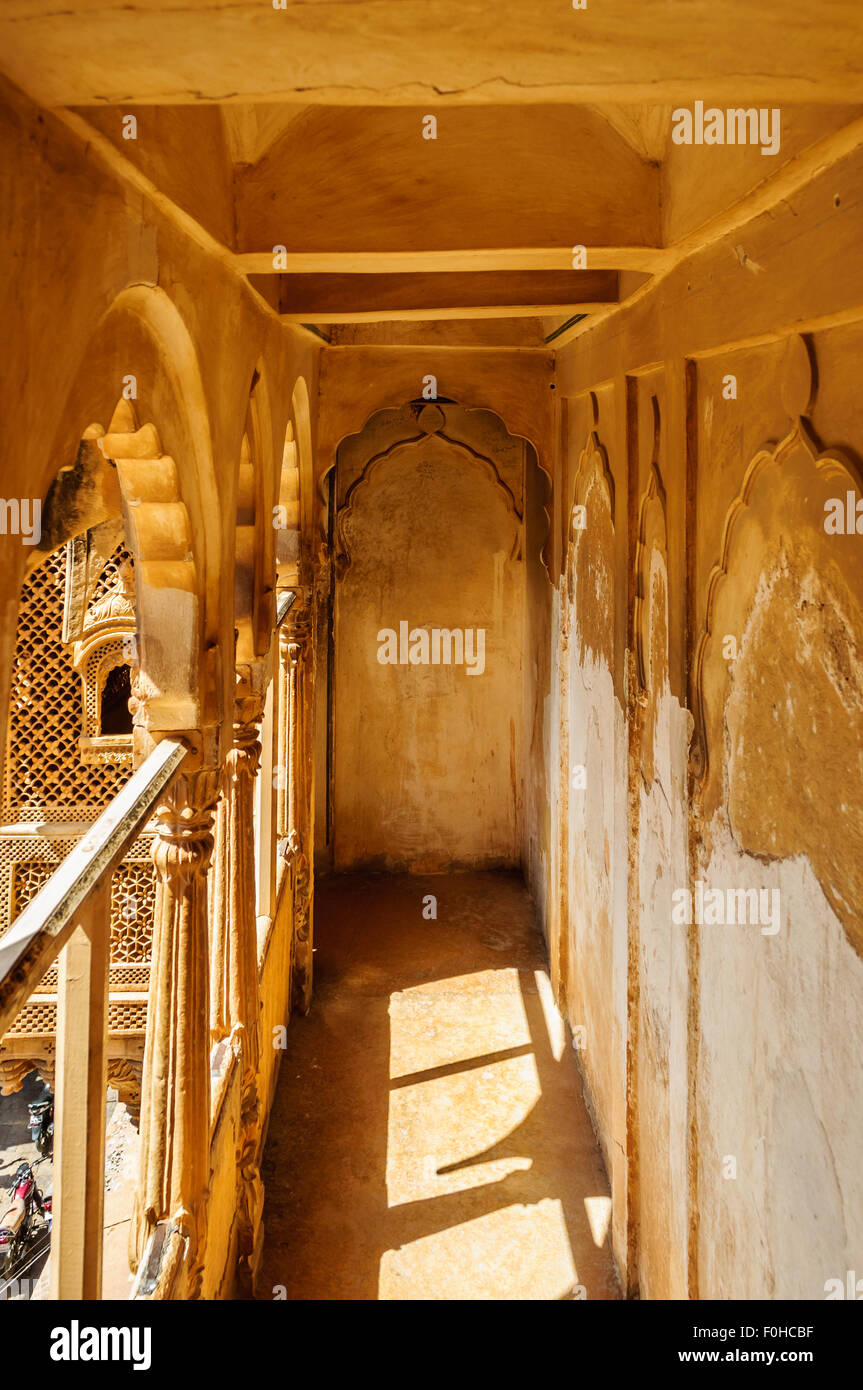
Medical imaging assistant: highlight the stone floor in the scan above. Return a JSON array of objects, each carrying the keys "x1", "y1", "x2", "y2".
[{"x1": 258, "y1": 870, "x2": 620, "y2": 1301}]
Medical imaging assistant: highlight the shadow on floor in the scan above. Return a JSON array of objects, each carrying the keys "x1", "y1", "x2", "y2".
[{"x1": 258, "y1": 870, "x2": 620, "y2": 1301}]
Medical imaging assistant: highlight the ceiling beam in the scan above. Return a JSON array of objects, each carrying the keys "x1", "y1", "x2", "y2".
[
  {"x1": 548, "y1": 110, "x2": 863, "y2": 350},
  {"x1": 283, "y1": 304, "x2": 613, "y2": 324},
  {"x1": 276, "y1": 269, "x2": 619, "y2": 322},
  {"x1": 237, "y1": 247, "x2": 664, "y2": 276}
]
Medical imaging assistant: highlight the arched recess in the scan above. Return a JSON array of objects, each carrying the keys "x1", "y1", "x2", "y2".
[
  {"x1": 633, "y1": 399, "x2": 670, "y2": 791},
  {"x1": 565, "y1": 411, "x2": 616, "y2": 661},
  {"x1": 315, "y1": 355, "x2": 555, "y2": 543},
  {"x1": 276, "y1": 422, "x2": 300, "y2": 589},
  {"x1": 335, "y1": 401, "x2": 524, "y2": 576},
  {"x1": 692, "y1": 410, "x2": 863, "y2": 954},
  {"x1": 635, "y1": 465, "x2": 668, "y2": 686},
  {"x1": 31, "y1": 285, "x2": 224, "y2": 752},
  {"x1": 274, "y1": 376, "x2": 313, "y2": 592},
  {"x1": 327, "y1": 397, "x2": 534, "y2": 872},
  {"x1": 634, "y1": 465, "x2": 670, "y2": 789},
  {"x1": 554, "y1": 408, "x2": 616, "y2": 1013},
  {"x1": 330, "y1": 398, "x2": 549, "y2": 575},
  {"x1": 291, "y1": 376, "x2": 314, "y2": 568},
  {"x1": 234, "y1": 363, "x2": 276, "y2": 665}
]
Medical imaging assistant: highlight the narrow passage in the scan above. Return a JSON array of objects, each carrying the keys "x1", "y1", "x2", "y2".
[{"x1": 258, "y1": 872, "x2": 620, "y2": 1301}]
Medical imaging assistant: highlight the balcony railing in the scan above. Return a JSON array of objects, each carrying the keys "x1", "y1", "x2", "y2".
[{"x1": 0, "y1": 736, "x2": 188, "y2": 1300}]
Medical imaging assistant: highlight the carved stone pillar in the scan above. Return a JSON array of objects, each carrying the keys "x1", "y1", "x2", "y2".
[
  {"x1": 278, "y1": 595, "x2": 316, "y2": 1016},
  {"x1": 226, "y1": 687, "x2": 265, "y2": 1295},
  {"x1": 202, "y1": 669, "x2": 266, "y2": 1292},
  {"x1": 276, "y1": 622, "x2": 298, "y2": 880},
  {"x1": 131, "y1": 765, "x2": 219, "y2": 1300},
  {"x1": 208, "y1": 788, "x2": 231, "y2": 1046}
]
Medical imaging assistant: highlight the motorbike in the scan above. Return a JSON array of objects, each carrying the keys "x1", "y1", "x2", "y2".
[
  {"x1": 0, "y1": 1158, "x2": 51, "y2": 1278},
  {"x1": 27, "y1": 1085, "x2": 53, "y2": 1157}
]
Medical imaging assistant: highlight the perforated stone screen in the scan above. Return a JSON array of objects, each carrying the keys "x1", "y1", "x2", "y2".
[
  {"x1": 0, "y1": 541, "x2": 155, "y2": 993},
  {"x1": 3, "y1": 545, "x2": 134, "y2": 820}
]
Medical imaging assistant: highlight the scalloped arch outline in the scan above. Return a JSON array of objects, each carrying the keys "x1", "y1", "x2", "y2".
[
  {"x1": 691, "y1": 415, "x2": 863, "y2": 791},
  {"x1": 332, "y1": 406, "x2": 530, "y2": 577}
]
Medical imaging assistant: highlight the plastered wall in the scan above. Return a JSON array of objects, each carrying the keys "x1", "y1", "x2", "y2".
[{"x1": 527, "y1": 140, "x2": 863, "y2": 1298}]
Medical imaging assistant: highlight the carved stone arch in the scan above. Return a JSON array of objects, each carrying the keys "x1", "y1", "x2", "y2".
[
  {"x1": 34, "y1": 285, "x2": 223, "y2": 750},
  {"x1": 276, "y1": 420, "x2": 301, "y2": 588},
  {"x1": 571, "y1": 427, "x2": 615, "y2": 524},
  {"x1": 692, "y1": 415, "x2": 862, "y2": 795},
  {"x1": 691, "y1": 411, "x2": 863, "y2": 952},
  {"x1": 335, "y1": 419, "x2": 522, "y2": 580},
  {"x1": 235, "y1": 363, "x2": 276, "y2": 664},
  {"x1": 98, "y1": 397, "x2": 201, "y2": 744},
  {"x1": 633, "y1": 457, "x2": 669, "y2": 789},
  {"x1": 316, "y1": 364, "x2": 554, "y2": 525},
  {"x1": 273, "y1": 376, "x2": 313, "y2": 593},
  {"x1": 331, "y1": 398, "x2": 541, "y2": 577},
  {"x1": 564, "y1": 422, "x2": 615, "y2": 655},
  {"x1": 291, "y1": 376, "x2": 314, "y2": 566}
]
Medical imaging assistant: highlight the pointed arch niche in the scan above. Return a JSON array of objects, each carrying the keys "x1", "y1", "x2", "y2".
[{"x1": 325, "y1": 398, "x2": 546, "y2": 872}]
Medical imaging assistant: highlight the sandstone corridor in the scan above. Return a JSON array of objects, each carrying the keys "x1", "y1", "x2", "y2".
[{"x1": 0, "y1": 0, "x2": 861, "y2": 1317}]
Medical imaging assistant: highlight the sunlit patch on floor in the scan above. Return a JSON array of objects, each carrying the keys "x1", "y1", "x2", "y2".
[
  {"x1": 584, "y1": 1194, "x2": 613, "y2": 1247},
  {"x1": 379, "y1": 1199, "x2": 577, "y2": 1301}
]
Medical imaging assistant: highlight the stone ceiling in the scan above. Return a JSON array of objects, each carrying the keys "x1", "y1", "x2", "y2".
[{"x1": 2, "y1": 1, "x2": 862, "y2": 346}]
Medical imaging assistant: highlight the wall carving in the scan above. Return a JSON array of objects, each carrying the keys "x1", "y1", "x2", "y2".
[
  {"x1": 333, "y1": 402, "x2": 524, "y2": 578},
  {"x1": 633, "y1": 399, "x2": 670, "y2": 787},
  {"x1": 691, "y1": 337, "x2": 863, "y2": 954},
  {"x1": 567, "y1": 405, "x2": 616, "y2": 668},
  {"x1": 554, "y1": 402, "x2": 622, "y2": 1223},
  {"x1": 96, "y1": 397, "x2": 201, "y2": 741},
  {"x1": 330, "y1": 400, "x2": 524, "y2": 871}
]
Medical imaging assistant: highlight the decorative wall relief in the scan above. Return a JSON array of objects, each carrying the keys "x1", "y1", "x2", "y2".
[
  {"x1": 334, "y1": 402, "x2": 524, "y2": 579},
  {"x1": 633, "y1": 403, "x2": 669, "y2": 788},
  {"x1": 692, "y1": 336, "x2": 863, "y2": 954}
]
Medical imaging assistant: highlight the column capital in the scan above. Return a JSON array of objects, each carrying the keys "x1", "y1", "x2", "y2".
[
  {"x1": 152, "y1": 768, "x2": 220, "y2": 881},
  {"x1": 278, "y1": 588, "x2": 314, "y2": 650}
]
